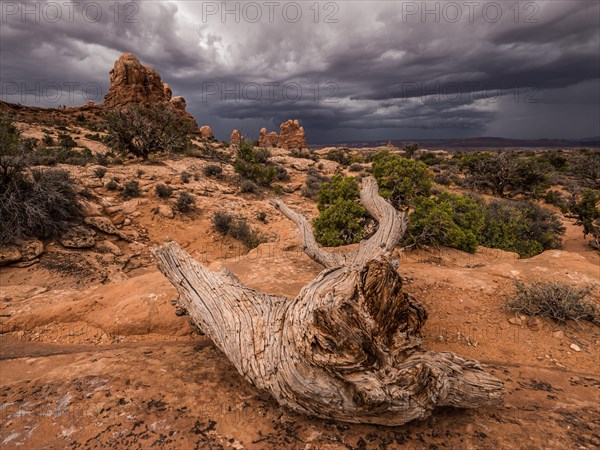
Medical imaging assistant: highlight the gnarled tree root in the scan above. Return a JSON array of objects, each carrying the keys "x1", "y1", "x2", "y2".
[{"x1": 154, "y1": 177, "x2": 504, "y2": 425}]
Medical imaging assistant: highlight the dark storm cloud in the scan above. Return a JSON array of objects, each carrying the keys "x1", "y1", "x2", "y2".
[{"x1": 1, "y1": 0, "x2": 598, "y2": 142}]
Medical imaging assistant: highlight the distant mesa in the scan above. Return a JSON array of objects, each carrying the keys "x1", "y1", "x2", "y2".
[
  {"x1": 259, "y1": 119, "x2": 306, "y2": 150},
  {"x1": 104, "y1": 52, "x2": 198, "y2": 128}
]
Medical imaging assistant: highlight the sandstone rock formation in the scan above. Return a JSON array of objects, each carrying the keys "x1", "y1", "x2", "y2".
[
  {"x1": 104, "y1": 53, "x2": 197, "y2": 127},
  {"x1": 163, "y1": 83, "x2": 172, "y2": 100},
  {"x1": 199, "y1": 126, "x2": 214, "y2": 140},
  {"x1": 230, "y1": 129, "x2": 242, "y2": 147},
  {"x1": 279, "y1": 119, "x2": 306, "y2": 149},
  {"x1": 258, "y1": 120, "x2": 306, "y2": 150},
  {"x1": 169, "y1": 96, "x2": 187, "y2": 113},
  {"x1": 104, "y1": 53, "x2": 165, "y2": 107},
  {"x1": 259, "y1": 127, "x2": 280, "y2": 148}
]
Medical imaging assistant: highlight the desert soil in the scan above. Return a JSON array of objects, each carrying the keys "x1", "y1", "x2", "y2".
[{"x1": 1, "y1": 137, "x2": 599, "y2": 449}]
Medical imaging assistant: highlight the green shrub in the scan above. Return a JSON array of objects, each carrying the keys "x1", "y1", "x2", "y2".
[
  {"x1": 174, "y1": 191, "x2": 196, "y2": 212},
  {"x1": 465, "y1": 153, "x2": 549, "y2": 198},
  {"x1": 539, "y1": 151, "x2": 568, "y2": 171},
  {"x1": 58, "y1": 133, "x2": 77, "y2": 149},
  {"x1": 213, "y1": 211, "x2": 265, "y2": 249},
  {"x1": 235, "y1": 161, "x2": 279, "y2": 186},
  {"x1": 456, "y1": 152, "x2": 493, "y2": 172},
  {"x1": 324, "y1": 148, "x2": 351, "y2": 166},
  {"x1": 290, "y1": 148, "x2": 318, "y2": 161},
  {"x1": 371, "y1": 150, "x2": 432, "y2": 208},
  {"x1": 234, "y1": 141, "x2": 283, "y2": 187},
  {"x1": 312, "y1": 175, "x2": 367, "y2": 247},
  {"x1": 155, "y1": 183, "x2": 173, "y2": 198},
  {"x1": 570, "y1": 189, "x2": 600, "y2": 237},
  {"x1": 121, "y1": 180, "x2": 141, "y2": 198},
  {"x1": 507, "y1": 281, "x2": 599, "y2": 325},
  {"x1": 402, "y1": 142, "x2": 420, "y2": 159},
  {"x1": 433, "y1": 173, "x2": 451, "y2": 186},
  {"x1": 480, "y1": 200, "x2": 565, "y2": 257},
  {"x1": 418, "y1": 152, "x2": 444, "y2": 166},
  {"x1": 544, "y1": 190, "x2": 569, "y2": 213},
  {"x1": 237, "y1": 141, "x2": 270, "y2": 163},
  {"x1": 571, "y1": 151, "x2": 600, "y2": 188},
  {"x1": 240, "y1": 180, "x2": 259, "y2": 193},
  {"x1": 348, "y1": 163, "x2": 364, "y2": 172},
  {"x1": 0, "y1": 114, "x2": 22, "y2": 157},
  {"x1": 313, "y1": 200, "x2": 367, "y2": 246},
  {"x1": 316, "y1": 174, "x2": 360, "y2": 211},
  {"x1": 104, "y1": 104, "x2": 194, "y2": 160},
  {"x1": 406, "y1": 193, "x2": 485, "y2": 253}
]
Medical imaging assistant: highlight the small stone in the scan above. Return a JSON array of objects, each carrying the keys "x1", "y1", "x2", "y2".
[
  {"x1": 121, "y1": 199, "x2": 140, "y2": 215},
  {"x1": 113, "y1": 214, "x2": 126, "y2": 225},
  {"x1": 85, "y1": 216, "x2": 131, "y2": 241},
  {"x1": 82, "y1": 201, "x2": 104, "y2": 217},
  {"x1": 157, "y1": 205, "x2": 175, "y2": 219},
  {"x1": 97, "y1": 240, "x2": 123, "y2": 256},
  {"x1": 552, "y1": 330, "x2": 565, "y2": 339},
  {"x1": 0, "y1": 245, "x2": 22, "y2": 266},
  {"x1": 60, "y1": 226, "x2": 97, "y2": 248},
  {"x1": 12, "y1": 259, "x2": 39, "y2": 268},
  {"x1": 527, "y1": 316, "x2": 541, "y2": 331},
  {"x1": 508, "y1": 317, "x2": 522, "y2": 325},
  {"x1": 570, "y1": 343, "x2": 581, "y2": 352},
  {"x1": 18, "y1": 239, "x2": 44, "y2": 261}
]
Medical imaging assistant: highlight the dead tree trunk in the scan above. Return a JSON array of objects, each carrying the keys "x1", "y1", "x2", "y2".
[{"x1": 154, "y1": 177, "x2": 503, "y2": 425}]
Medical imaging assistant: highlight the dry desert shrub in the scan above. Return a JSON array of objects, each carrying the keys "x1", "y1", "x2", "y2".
[
  {"x1": 174, "y1": 191, "x2": 196, "y2": 212},
  {"x1": 155, "y1": 183, "x2": 173, "y2": 198},
  {"x1": 213, "y1": 211, "x2": 265, "y2": 249},
  {"x1": 507, "y1": 281, "x2": 599, "y2": 325}
]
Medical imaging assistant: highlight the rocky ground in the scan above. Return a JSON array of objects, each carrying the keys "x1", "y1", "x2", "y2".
[{"x1": 1, "y1": 124, "x2": 599, "y2": 448}]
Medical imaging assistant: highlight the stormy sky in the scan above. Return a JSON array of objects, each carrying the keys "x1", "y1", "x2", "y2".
[{"x1": 1, "y1": 0, "x2": 599, "y2": 143}]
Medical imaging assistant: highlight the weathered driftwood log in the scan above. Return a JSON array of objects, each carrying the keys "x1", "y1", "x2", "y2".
[{"x1": 154, "y1": 177, "x2": 504, "y2": 425}]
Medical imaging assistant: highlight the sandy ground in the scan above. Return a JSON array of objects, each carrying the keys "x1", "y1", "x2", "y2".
[{"x1": 0, "y1": 133, "x2": 599, "y2": 448}]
